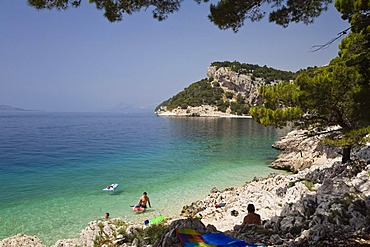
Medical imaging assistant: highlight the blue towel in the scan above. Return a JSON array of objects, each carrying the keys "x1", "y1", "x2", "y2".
[{"x1": 202, "y1": 233, "x2": 264, "y2": 247}]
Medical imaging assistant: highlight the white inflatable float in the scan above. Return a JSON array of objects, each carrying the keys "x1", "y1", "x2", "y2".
[{"x1": 103, "y1": 183, "x2": 119, "y2": 192}]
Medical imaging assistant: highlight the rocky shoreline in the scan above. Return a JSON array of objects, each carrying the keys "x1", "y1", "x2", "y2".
[
  {"x1": 155, "y1": 105, "x2": 252, "y2": 118},
  {"x1": 1, "y1": 130, "x2": 369, "y2": 247}
]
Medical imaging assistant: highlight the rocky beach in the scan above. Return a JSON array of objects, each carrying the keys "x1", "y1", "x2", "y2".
[{"x1": 1, "y1": 130, "x2": 369, "y2": 247}]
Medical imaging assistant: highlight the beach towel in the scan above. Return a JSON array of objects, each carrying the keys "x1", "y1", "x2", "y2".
[
  {"x1": 202, "y1": 232, "x2": 264, "y2": 247},
  {"x1": 176, "y1": 228, "x2": 264, "y2": 247},
  {"x1": 150, "y1": 215, "x2": 166, "y2": 224},
  {"x1": 176, "y1": 228, "x2": 215, "y2": 247}
]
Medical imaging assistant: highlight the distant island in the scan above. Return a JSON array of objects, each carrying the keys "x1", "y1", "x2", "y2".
[
  {"x1": 155, "y1": 61, "x2": 296, "y2": 117},
  {"x1": 0, "y1": 105, "x2": 29, "y2": 111}
]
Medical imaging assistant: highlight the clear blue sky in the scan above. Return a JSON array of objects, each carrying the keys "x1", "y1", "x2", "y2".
[{"x1": 0, "y1": 1, "x2": 348, "y2": 112}]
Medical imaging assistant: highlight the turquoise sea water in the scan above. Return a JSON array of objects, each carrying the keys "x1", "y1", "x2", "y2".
[{"x1": 0, "y1": 112, "x2": 287, "y2": 245}]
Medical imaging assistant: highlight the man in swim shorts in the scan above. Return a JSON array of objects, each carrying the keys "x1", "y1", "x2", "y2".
[{"x1": 138, "y1": 192, "x2": 151, "y2": 208}]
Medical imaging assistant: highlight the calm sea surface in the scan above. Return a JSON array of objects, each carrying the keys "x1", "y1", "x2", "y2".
[{"x1": 0, "y1": 112, "x2": 287, "y2": 245}]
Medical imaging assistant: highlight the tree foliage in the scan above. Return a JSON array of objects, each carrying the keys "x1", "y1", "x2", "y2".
[
  {"x1": 251, "y1": 18, "x2": 370, "y2": 162},
  {"x1": 230, "y1": 102, "x2": 249, "y2": 115},
  {"x1": 209, "y1": 0, "x2": 333, "y2": 31},
  {"x1": 249, "y1": 81, "x2": 303, "y2": 127},
  {"x1": 28, "y1": 0, "x2": 337, "y2": 31},
  {"x1": 28, "y1": 0, "x2": 186, "y2": 22},
  {"x1": 210, "y1": 61, "x2": 296, "y2": 82},
  {"x1": 155, "y1": 78, "x2": 224, "y2": 111},
  {"x1": 251, "y1": 59, "x2": 370, "y2": 162},
  {"x1": 250, "y1": 0, "x2": 370, "y2": 163}
]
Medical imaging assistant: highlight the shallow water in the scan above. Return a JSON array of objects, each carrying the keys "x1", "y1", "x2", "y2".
[{"x1": 0, "y1": 112, "x2": 287, "y2": 245}]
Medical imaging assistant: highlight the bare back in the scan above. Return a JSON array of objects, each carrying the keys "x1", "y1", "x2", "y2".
[{"x1": 243, "y1": 212, "x2": 261, "y2": 225}]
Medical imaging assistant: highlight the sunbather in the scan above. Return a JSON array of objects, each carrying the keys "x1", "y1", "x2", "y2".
[{"x1": 243, "y1": 204, "x2": 261, "y2": 225}]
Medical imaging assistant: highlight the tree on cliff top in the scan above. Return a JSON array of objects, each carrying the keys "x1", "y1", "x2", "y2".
[
  {"x1": 28, "y1": 0, "x2": 335, "y2": 31},
  {"x1": 250, "y1": 0, "x2": 370, "y2": 163},
  {"x1": 250, "y1": 56, "x2": 370, "y2": 163}
]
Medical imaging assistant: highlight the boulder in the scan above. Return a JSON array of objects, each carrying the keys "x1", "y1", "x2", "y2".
[
  {"x1": 270, "y1": 129, "x2": 342, "y2": 172},
  {"x1": 0, "y1": 234, "x2": 45, "y2": 247}
]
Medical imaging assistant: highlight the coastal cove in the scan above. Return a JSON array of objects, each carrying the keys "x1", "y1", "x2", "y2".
[{"x1": 0, "y1": 112, "x2": 288, "y2": 245}]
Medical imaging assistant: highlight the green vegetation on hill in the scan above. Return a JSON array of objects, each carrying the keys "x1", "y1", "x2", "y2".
[
  {"x1": 155, "y1": 77, "x2": 249, "y2": 115},
  {"x1": 211, "y1": 61, "x2": 296, "y2": 83},
  {"x1": 155, "y1": 78, "x2": 224, "y2": 112},
  {"x1": 230, "y1": 94, "x2": 249, "y2": 115}
]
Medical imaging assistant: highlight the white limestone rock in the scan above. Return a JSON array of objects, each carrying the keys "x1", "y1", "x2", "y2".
[{"x1": 0, "y1": 234, "x2": 45, "y2": 247}]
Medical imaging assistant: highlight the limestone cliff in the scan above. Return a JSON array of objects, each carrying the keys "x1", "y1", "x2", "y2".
[{"x1": 205, "y1": 66, "x2": 264, "y2": 107}]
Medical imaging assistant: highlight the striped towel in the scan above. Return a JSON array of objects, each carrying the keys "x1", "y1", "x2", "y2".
[
  {"x1": 202, "y1": 232, "x2": 264, "y2": 247},
  {"x1": 176, "y1": 228, "x2": 215, "y2": 247},
  {"x1": 176, "y1": 228, "x2": 265, "y2": 247}
]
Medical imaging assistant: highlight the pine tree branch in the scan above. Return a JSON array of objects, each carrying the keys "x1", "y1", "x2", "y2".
[{"x1": 309, "y1": 26, "x2": 351, "y2": 52}]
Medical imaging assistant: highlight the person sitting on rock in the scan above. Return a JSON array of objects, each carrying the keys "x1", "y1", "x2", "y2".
[{"x1": 243, "y1": 204, "x2": 261, "y2": 225}]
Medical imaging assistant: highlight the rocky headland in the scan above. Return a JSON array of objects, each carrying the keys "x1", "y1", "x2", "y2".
[
  {"x1": 0, "y1": 105, "x2": 30, "y2": 112},
  {"x1": 155, "y1": 65, "x2": 261, "y2": 117},
  {"x1": 1, "y1": 130, "x2": 369, "y2": 247},
  {"x1": 155, "y1": 62, "x2": 293, "y2": 117}
]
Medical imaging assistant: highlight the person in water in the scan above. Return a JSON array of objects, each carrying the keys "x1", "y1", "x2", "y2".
[
  {"x1": 137, "y1": 192, "x2": 151, "y2": 208},
  {"x1": 104, "y1": 212, "x2": 109, "y2": 219},
  {"x1": 243, "y1": 204, "x2": 261, "y2": 225}
]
